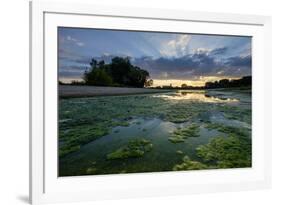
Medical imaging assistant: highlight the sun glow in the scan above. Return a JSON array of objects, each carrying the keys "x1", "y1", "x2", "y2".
[
  {"x1": 153, "y1": 91, "x2": 239, "y2": 103},
  {"x1": 151, "y1": 76, "x2": 241, "y2": 87}
]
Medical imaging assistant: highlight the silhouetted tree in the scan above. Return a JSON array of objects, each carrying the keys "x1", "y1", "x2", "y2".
[
  {"x1": 219, "y1": 79, "x2": 230, "y2": 87},
  {"x1": 205, "y1": 76, "x2": 251, "y2": 89},
  {"x1": 83, "y1": 57, "x2": 150, "y2": 87},
  {"x1": 89, "y1": 58, "x2": 97, "y2": 69},
  {"x1": 145, "y1": 79, "x2": 153, "y2": 87},
  {"x1": 70, "y1": 80, "x2": 85, "y2": 85},
  {"x1": 181, "y1": 84, "x2": 188, "y2": 88},
  {"x1": 84, "y1": 68, "x2": 113, "y2": 86}
]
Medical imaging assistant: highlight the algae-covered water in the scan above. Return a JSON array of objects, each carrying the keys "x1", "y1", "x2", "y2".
[{"x1": 59, "y1": 89, "x2": 252, "y2": 176}]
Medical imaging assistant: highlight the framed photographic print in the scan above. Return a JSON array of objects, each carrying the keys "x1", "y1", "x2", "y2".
[{"x1": 30, "y1": 1, "x2": 272, "y2": 204}]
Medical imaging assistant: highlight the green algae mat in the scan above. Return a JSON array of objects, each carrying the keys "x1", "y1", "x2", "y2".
[{"x1": 59, "y1": 89, "x2": 251, "y2": 176}]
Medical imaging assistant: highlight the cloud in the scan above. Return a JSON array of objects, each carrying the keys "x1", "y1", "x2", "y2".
[
  {"x1": 64, "y1": 35, "x2": 84, "y2": 47},
  {"x1": 60, "y1": 65, "x2": 88, "y2": 72},
  {"x1": 59, "y1": 65, "x2": 88, "y2": 79},
  {"x1": 133, "y1": 52, "x2": 251, "y2": 80},
  {"x1": 59, "y1": 70, "x2": 83, "y2": 78},
  {"x1": 58, "y1": 51, "x2": 252, "y2": 82},
  {"x1": 210, "y1": 47, "x2": 228, "y2": 55},
  {"x1": 225, "y1": 55, "x2": 251, "y2": 67},
  {"x1": 58, "y1": 48, "x2": 92, "y2": 65},
  {"x1": 159, "y1": 35, "x2": 191, "y2": 57},
  {"x1": 192, "y1": 47, "x2": 228, "y2": 56},
  {"x1": 193, "y1": 48, "x2": 212, "y2": 55}
]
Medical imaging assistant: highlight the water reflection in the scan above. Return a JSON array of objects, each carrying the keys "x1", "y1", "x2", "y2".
[{"x1": 153, "y1": 90, "x2": 239, "y2": 103}]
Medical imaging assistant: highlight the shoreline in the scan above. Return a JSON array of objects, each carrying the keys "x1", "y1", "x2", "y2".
[
  {"x1": 59, "y1": 85, "x2": 251, "y2": 98},
  {"x1": 59, "y1": 85, "x2": 172, "y2": 98}
]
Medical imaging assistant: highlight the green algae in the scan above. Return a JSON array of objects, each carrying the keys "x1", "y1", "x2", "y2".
[
  {"x1": 164, "y1": 102, "x2": 206, "y2": 123},
  {"x1": 59, "y1": 89, "x2": 252, "y2": 175},
  {"x1": 86, "y1": 167, "x2": 98, "y2": 175},
  {"x1": 173, "y1": 123, "x2": 251, "y2": 171},
  {"x1": 59, "y1": 124, "x2": 109, "y2": 157},
  {"x1": 196, "y1": 135, "x2": 251, "y2": 168},
  {"x1": 59, "y1": 145, "x2": 80, "y2": 158},
  {"x1": 216, "y1": 104, "x2": 252, "y2": 124},
  {"x1": 199, "y1": 123, "x2": 251, "y2": 168},
  {"x1": 107, "y1": 139, "x2": 153, "y2": 160},
  {"x1": 112, "y1": 121, "x2": 130, "y2": 127},
  {"x1": 173, "y1": 133, "x2": 251, "y2": 170},
  {"x1": 58, "y1": 93, "x2": 225, "y2": 157},
  {"x1": 168, "y1": 124, "x2": 200, "y2": 143},
  {"x1": 168, "y1": 136, "x2": 186, "y2": 143},
  {"x1": 204, "y1": 122, "x2": 250, "y2": 138},
  {"x1": 176, "y1": 150, "x2": 184, "y2": 155},
  {"x1": 173, "y1": 156, "x2": 208, "y2": 171}
]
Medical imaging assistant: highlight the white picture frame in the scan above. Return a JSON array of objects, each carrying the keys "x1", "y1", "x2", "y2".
[{"x1": 30, "y1": 1, "x2": 272, "y2": 204}]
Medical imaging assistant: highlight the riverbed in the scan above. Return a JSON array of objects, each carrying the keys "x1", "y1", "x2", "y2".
[{"x1": 59, "y1": 89, "x2": 252, "y2": 176}]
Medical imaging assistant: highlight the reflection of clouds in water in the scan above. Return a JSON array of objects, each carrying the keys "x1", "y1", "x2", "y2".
[{"x1": 153, "y1": 90, "x2": 239, "y2": 103}]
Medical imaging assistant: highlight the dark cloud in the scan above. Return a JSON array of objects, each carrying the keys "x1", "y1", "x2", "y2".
[
  {"x1": 60, "y1": 65, "x2": 88, "y2": 72},
  {"x1": 133, "y1": 52, "x2": 251, "y2": 80},
  {"x1": 58, "y1": 47, "x2": 92, "y2": 65},
  {"x1": 59, "y1": 50, "x2": 118, "y2": 65},
  {"x1": 59, "y1": 65, "x2": 88, "y2": 78},
  {"x1": 226, "y1": 55, "x2": 252, "y2": 67},
  {"x1": 210, "y1": 47, "x2": 228, "y2": 55},
  {"x1": 59, "y1": 55, "x2": 91, "y2": 65},
  {"x1": 59, "y1": 71, "x2": 82, "y2": 78},
  {"x1": 59, "y1": 51, "x2": 252, "y2": 81},
  {"x1": 70, "y1": 57, "x2": 92, "y2": 64},
  {"x1": 192, "y1": 53, "x2": 217, "y2": 73}
]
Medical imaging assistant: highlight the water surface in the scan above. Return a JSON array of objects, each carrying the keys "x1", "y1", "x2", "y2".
[{"x1": 59, "y1": 89, "x2": 251, "y2": 176}]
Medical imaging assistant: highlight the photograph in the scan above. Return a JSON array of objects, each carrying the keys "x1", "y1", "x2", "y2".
[{"x1": 58, "y1": 27, "x2": 252, "y2": 177}]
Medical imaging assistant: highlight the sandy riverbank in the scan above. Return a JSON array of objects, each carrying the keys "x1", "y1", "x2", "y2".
[{"x1": 59, "y1": 85, "x2": 171, "y2": 98}]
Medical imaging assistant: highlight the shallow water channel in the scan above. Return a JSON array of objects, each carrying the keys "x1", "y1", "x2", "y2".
[{"x1": 59, "y1": 89, "x2": 251, "y2": 176}]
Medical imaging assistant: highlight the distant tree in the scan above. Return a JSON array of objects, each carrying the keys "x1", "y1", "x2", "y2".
[
  {"x1": 205, "y1": 82, "x2": 213, "y2": 88},
  {"x1": 219, "y1": 79, "x2": 230, "y2": 87},
  {"x1": 239, "y1": 76, "x2": 252, "y2": 86},
  {"x1": 205, "y1": 76, "x2": 251, "y2": 89},
  {"x1": 145, "y1": 79, "x2": 153, "y2": 87},
  {"x1": 181, "y1": 83, "x2": 188, "y2": 88},
  {"x1": 70, "y1": 80, "x2": 85, "y2": 85}
]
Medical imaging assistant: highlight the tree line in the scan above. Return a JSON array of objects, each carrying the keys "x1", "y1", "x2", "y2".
[
  {"x1": 204, "y1": 76, "x2": 251, "y2": 89},
  {"x1": 82, "y1": 57, "x2": 153, "y2": 88},
  {"x1": 151, "y1": 76, "x2": 251, "y2": 90}
]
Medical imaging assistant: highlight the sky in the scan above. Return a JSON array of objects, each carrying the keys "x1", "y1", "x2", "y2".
[{"x1": 58, "y1": 27, "x2": 252, "y2": 86}]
